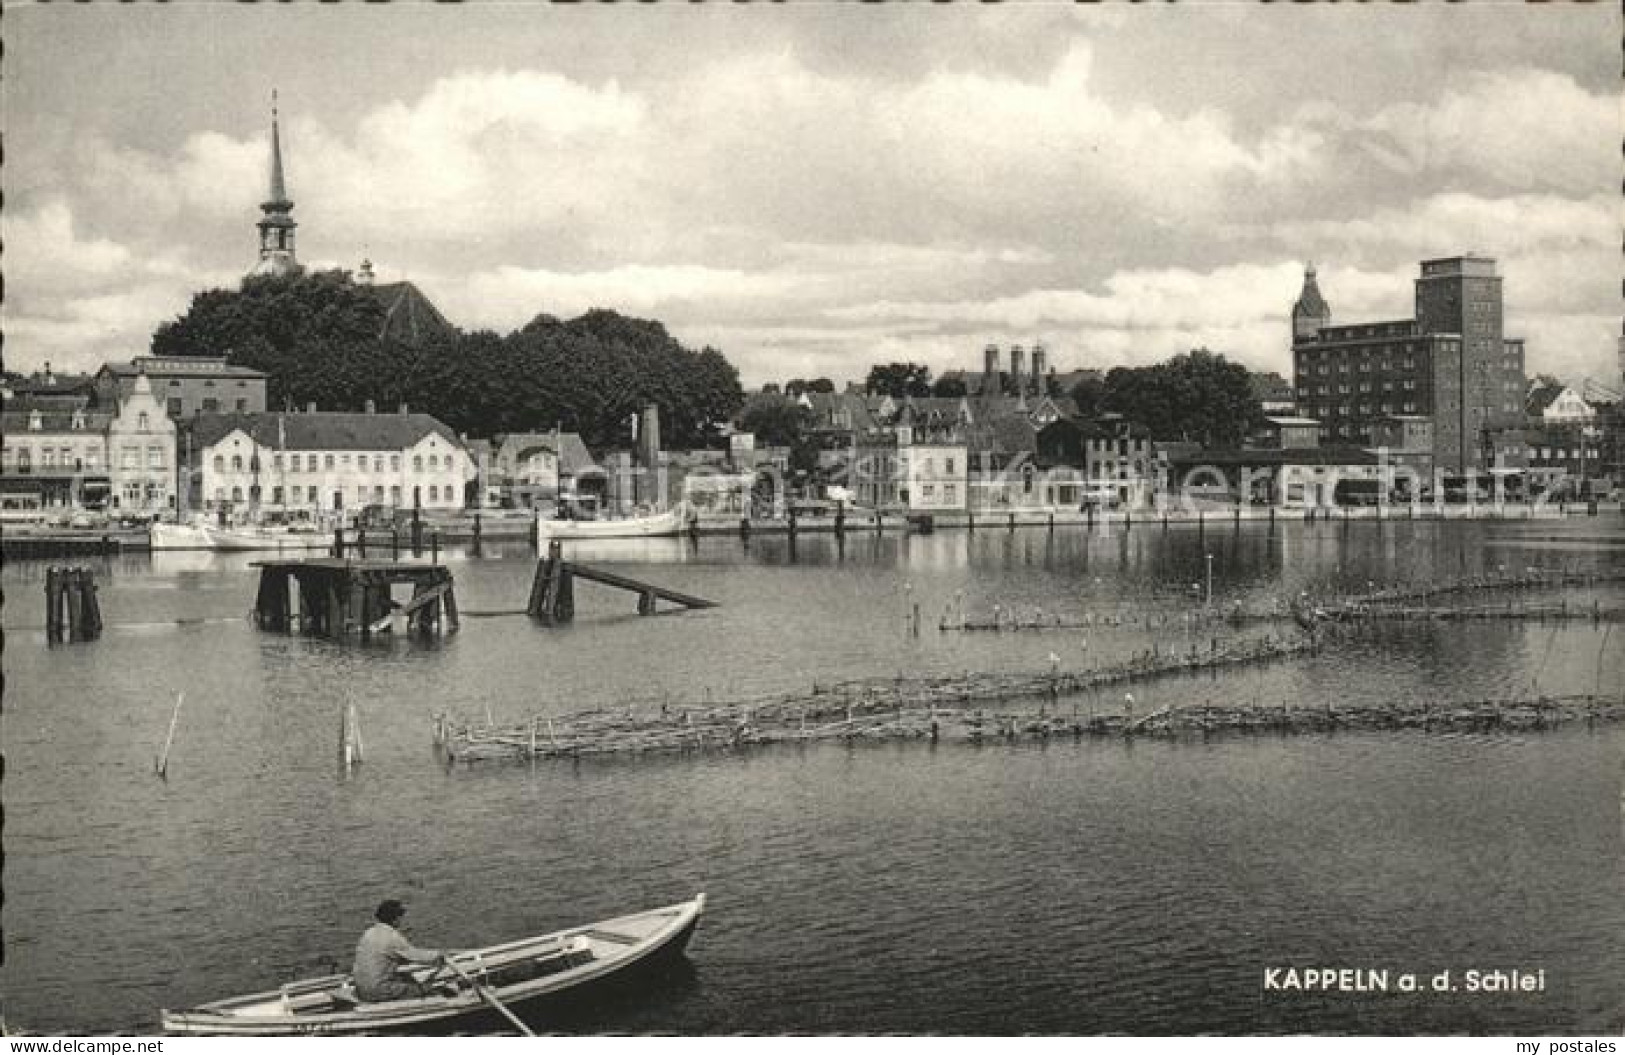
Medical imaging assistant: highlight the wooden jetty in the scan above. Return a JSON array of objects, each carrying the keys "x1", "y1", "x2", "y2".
[
  {"x1": 527, "y1": 540, "x2": 717, "y2": 625},
  {"x1": 250, "y1": 558, "x2": 458, "y2": 639}
]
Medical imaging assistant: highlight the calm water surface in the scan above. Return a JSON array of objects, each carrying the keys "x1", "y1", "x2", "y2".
[{"x1": 4, "y1": 517, "x2": 1623, "y2": 1034}]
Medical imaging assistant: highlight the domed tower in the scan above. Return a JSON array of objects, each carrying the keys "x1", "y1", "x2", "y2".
[
  {"x1": 247, "y1": 92, "x2": 303, "y2": 280},
  {"x1": 1291, "y1": 263, "x2": 1331, "y2": 342}
]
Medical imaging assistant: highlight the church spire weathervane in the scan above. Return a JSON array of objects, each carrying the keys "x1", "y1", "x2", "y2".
[{"x1": 248, "y1": 89, "x2": 302, "y2": 280}]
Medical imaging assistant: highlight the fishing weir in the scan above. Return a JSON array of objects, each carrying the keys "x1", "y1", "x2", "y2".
[
  {"x1": 435, "y1": 632, "x2": 1323, "y2": 762},
  {"x1": 250, "y1": 558, "x2": 458, "y2": 638}
]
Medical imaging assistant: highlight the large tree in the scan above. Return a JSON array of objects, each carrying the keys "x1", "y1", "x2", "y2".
[
  {"x1": 865, "y1": 362, "x2": 932, "y2": 398},
  {"x1": 1098, "y1": 349, "x2": 1262, "y2": 446},
  {"x1": 149, "y1": 273, "x2": 745, "y2": 446}
]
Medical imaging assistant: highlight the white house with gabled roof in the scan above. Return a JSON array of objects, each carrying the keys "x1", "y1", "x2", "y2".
[{"x1": 189, "y1": 405, "x2": 475, "y2": 518}]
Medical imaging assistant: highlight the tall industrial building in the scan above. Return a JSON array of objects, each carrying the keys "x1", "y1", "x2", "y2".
[{"x1": 1291, "y1": 256, "x2": 1526, "y2": 474}]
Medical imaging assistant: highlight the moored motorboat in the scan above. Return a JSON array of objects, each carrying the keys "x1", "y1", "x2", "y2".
[
  {"x1": 161, "y1": 894, "x2": 704, "y2": 1036},
  {"x1": 535, "y1": 502, "x2": 694, "y2": 543},
  {"x1": 148, "y1": 521, "x2": 216, "y2": 551},
  {"x1": 201, "y1": 522, "x2": 332, "y2": 552}
]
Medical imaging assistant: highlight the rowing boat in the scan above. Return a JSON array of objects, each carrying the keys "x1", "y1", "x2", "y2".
[{"x1": 161, "y1": 894, "x2": 705, "y2": 1036}]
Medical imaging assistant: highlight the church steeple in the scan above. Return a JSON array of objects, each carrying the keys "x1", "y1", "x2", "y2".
[
  {"x1": 1291, "y1": 262, "x2": 1331, "y2": 342},
  {"x1": 248, "y1": 91, "x2": 302, "y2": 280}
]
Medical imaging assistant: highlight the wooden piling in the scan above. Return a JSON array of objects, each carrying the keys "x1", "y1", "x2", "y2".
[{"x1": 156, "y1": 691, "x2": 185, "y2": 778}]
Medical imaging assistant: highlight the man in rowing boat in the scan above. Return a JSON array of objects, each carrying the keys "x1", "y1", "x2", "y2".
[{"x1": 353, "y1": 899, "x2": 452, "y2": 1002}]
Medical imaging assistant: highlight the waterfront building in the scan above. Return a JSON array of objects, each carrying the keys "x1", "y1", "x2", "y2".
[
  {"x1": 95, "y1": 356, "x2": 269, "y2": 421},
  {"x1": 1, "y1": 405, "x2": 113, "y2": 516},
  {"x1": 2, "y1": 370, "x2": 176, "y2": 517},
  {"x1": 1080, "y1": 414, "x2": 1176, "y2": 507},
  {"x1": 1166, "y1": 447, "x2": 1382, "y2": 507},
  {"x1": 1250, "y1": 415, "x2": 1324, "y2": 450},
  {"x1": 107, "y1": 373, "x2": 178, "y2": 516},
  {"x1": 1368, "y1": 415, "x2": 1436, "y2": 482},
  {"x1": 1290, "y1": 256, "x2": 1528, "y2": 475},
  {"x1": 850, "y1": 405, "x2": 969, "y2": 513},
  {"x1": 189, "y1": 405, "x2": 473, "y2": 518}
]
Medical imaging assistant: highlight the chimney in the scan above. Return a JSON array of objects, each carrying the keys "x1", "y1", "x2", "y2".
[
  {"x1": 306, "y1": 402, "x2": 317, "y2": 414},
  {"x1": 1031, "y1": 343, "x2": 1047, "y2": 395},
  {"x1": 983, "y1": 343, "x2": 999, "y2": 392},
  {"x1": 1009, "y1": 344, "x2": 1025, "y2": 397},
  {"x1": 364, "y1": 399, "x2": 376, "y2": 414}
]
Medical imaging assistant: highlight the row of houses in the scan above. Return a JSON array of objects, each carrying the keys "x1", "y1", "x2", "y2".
[{"x1": 0, "y1": 357, "x2": 602, "y2": 523}]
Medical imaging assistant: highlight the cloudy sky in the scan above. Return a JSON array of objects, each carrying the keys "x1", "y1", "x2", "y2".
[{"x1": 4, "y1": 4, "x2": 1618, "y2": 389}]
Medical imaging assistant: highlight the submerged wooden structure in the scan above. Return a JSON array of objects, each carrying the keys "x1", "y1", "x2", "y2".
[
  {"x1": 527, "y1": 540, "x2": 717, "y2": 625},
  {"x1": 251, "y1": 558, "x2": 458, "y2": 639},
  {"x1": 439, "y1": 688, "x2": 1623, "y2": 763},
  {"x1": 44, "y1": 566, "x2": 103, "y2": 643},
  {"x1": 436, "y1": 633, "x2": 1327, "y2": 762}
]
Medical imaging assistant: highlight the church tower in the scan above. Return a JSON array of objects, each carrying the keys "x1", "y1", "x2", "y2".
[
  {"x1": 1291, "y1": 263, "x2": 1331, "y2": 342},
  {"x1": 247, "y1": 93, "x2": 302, "y2": 280}
]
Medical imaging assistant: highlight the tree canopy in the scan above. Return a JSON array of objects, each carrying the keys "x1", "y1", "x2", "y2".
[
  {"x1": 150, "y1": 273, "x2": 744, "y2": 447},
  {"x1": 865, "y1": 362, "x2": 932, "y2": 399},
  {"x1": 1073, "y1": 349, "x2": 1262, "y2": 446}
]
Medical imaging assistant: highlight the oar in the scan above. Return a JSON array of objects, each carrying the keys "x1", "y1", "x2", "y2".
[{"x1": 442, "y1": 957, "x2": 536, "y2": 1037}]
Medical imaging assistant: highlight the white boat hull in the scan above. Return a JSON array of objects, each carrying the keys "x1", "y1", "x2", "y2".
[
  {"x1": 535, "y1": 504, "x2": 693, "y2": 542},
  {"x1": 149, "y1": 522, "x2": 334, "y2": 552},
  {"x1": 162, "y1": 894, "x2": 705, "y2": 1036}
]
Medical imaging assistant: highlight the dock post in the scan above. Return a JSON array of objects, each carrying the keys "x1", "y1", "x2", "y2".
[
  {"x1": 64, "y1": 568, "x2": 85, "y2": 642},
  {"x1": 80, "y1": 568, "x2": 102, "y2": 640},
  {"x1": 332, "y1": 525, "x2": 344, "y2": 559},
  {"x1": 45, "y1": 568, "x2": 63, "y2": 643},
  {"x1": 432, "y1": 532, "x2": 440, "y2": 564},
  {"x1": 472, "y1": 512, "x2": 483, "y2": 557},
  {"x1": 639, "y1": 587, "x2": 658, "y2": 616},
  {"x1": 835, "y1": 502, "x2": 846, "y2": 538},
  {"x1": 412, "y1": 507, "x2": 423, "y2": 556},
  {"x1": 553, "y1": 567, "x2": 575, "y2": 623},
  {"x1": 739, "y1": 517, "x2": 751, "y2": 540},
  {"x1": 443, "y1": 579, "x2": 460, "y2": 632},
  {"x1": 392, "y1": 527, "x2": 401, "y2": 559}
]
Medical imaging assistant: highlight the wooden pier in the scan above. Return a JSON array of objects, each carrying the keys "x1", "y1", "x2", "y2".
[
  {"x1": 250, "y1": 558, "x2": 458, "y2": 639},
  {"x1": 527, "y1": 540, "x2": 717, "y2": 625}
]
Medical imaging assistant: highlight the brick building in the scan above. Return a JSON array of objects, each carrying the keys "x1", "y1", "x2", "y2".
[{"x1": 1290, "y1": 256, "x2": 1527, "y2": 476}]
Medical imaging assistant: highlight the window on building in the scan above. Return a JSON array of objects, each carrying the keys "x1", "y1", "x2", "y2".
[
  {"x1": 374, "y1": 456, "x2": 383, "y2": 473},
  {"x1": 429, "y1": 485, "x2": 439, "y2": 502},
  {"x1": 148, "y1": 446, "x2": 164, "y2": 469},
  {"x1": 138, "y1": 412, "x2": 149, "y2": 430},
  {"x1": 325, "y1": 454, "x2": 335, "y2": 470},
  {"x1": 231, "y1": 455, "x2": 243, "y2": 471},
  {"x1": 231, "y1": 486, "x2": 243, "y2": 503},
  {"x1": 341, "y1": 454, "x2": 351, "y2": 467},
  {"x1": 391, "y1": 455, "x2": 401, "y2": 472},
  {"x1": 373, "y1": 485, "x2": 384, "y2": 503},
  {"x1": 391, "y1": 485, "x2": 401, "y2": 505},
  {"x1": 41, "y1": 449, "x2": 57, "y2": 468},
  {"x1": 272, "y1": 454, "x2": 283, "y2": 471},
  {"x1": 235, "y1": 399, "x2": 247, "y2": 412},
  {"x1": 202, "y1": 398, "x2": 219, "y2": 412},
  {"x1": 122, "y1": 447, "x2": 138, "y2": 469},
  {"x1": 414, "y1": 455, "x2": 424, "y2": 472}
]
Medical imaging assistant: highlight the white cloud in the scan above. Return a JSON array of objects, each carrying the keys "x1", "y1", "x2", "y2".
[{"x1": 3, "y1": 201, "x2": 133, "y2": 291}]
